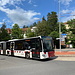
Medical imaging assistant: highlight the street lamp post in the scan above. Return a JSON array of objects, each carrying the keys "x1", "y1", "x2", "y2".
[{"x1": 58, "y1": 0, "x2": 61, "y2": 51}]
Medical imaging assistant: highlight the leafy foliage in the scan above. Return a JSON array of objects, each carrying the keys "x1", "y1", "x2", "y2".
[
  {"x1": 48, "y1": 31, "x2": 59, "y2": 38},
  {"x1": 0, "y1": 22, "x2": 11, "y2": 41},
  {"x1": 11, "y1": 24, "x2": 23, "y2": 39},
  {"x1": 26, "y1": 28, "x2": 35, "y2": 37},
  {"x1": 67, "y1": 19, "x2": 75, "y2": 28},
  {"x1": 23, "y1": 25, "x2": 28, "y2": 28},
  {"x1": 47, "y1": 12, "x2": 58, "y2": 31},
  {"x1": 67, "y1": 19, "x2": 75, "y2": 47},
  {"x1": 36, "y1": 20, "x2": 49, "y2": 36}
]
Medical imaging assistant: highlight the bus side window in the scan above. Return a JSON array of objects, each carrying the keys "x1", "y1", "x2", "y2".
[
  {"x1": 30, "y1": 39, "x2": 42, "y2": 51},
  {"x1": 23, "y1": 41, "x2": 31, "y2": 50},
  {"x1": 6, "y1": 42, "x2": 10, "y2": 49},
  {"x1": 31, "y1": 39, "x2": 36, "y2": 49},
  {"x1": 14, "y1": 41, "x2": 23, "y2": 50},
  {"x1": 36, "y1": 39, "x2": 42, "y2": 51}
]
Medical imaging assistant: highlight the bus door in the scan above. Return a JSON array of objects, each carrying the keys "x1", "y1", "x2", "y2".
[
  {"x1": 31, "y1": 38, "x2": 42, "y2": 58},
  {"x1": 10, "y1": 42, "x2": 14, "y2": 56}
]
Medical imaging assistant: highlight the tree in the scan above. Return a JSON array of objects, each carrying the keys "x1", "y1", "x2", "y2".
[
  {"x1": 11, "y1": 24, "x2": 23, "y2": 39},
  {"x1": 33, "y1": 22, "x2": 37, "y2": 26},
  {"x1": 1, "y1": 22, "x2": 6, "y2": 29},
  {"x1": 67, "y1": 19, "x2": 75, "y2": 28},
  {"x1": 0, "y1": 22, "x2": 11, "y2": 41},
  {"x1": 23, "y1": 25, "x2": 26, "y2": 28},
  {"x1": 55, "y1": 22, "x2": 67, "y2": 33},
  {"x1": 23, "y1": 25, "x2": 28, "y2": 28},
  {"x1": 26, "y1": 28, "x2": 35, "y2": 37},
  {"x1": 48, "y1": 31, "x2": 59, "y2": 48},
  {"x1": 61, "y1": 23, "x2": 67, "y2": 33},
  {"x1": 36, "y1": 12, "x2": 58, "y2": 36},
  {"x1": 35, "y1": 12, "x2": 58, "y2": 36},
  {"x1": 30, "y1": 22, "x2": 37, "y2": 28},
  {"x1": 42, "y1": 16, "x2": 46, "y2": 21},
  {"x1": 67, "y1": 19, "x2": 75, "y2": 47},
  {"x1": 47, "y1": 12, "x2": 58, "y2": 32},
  {"x1": 36, "y1": 18, "x2": 50, "y2": 36},
  {"x1": 49, "y1": 31, "x2": 59, "y2": 38}
]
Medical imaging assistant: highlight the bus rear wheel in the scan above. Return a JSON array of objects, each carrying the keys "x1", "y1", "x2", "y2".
[{"x1": 25, "y1": 53, "x2": 30, "y2": 59}]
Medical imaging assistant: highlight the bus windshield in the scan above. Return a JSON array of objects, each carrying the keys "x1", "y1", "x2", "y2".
[{"x1": 42, "y1": 37, "x2": 53, "y2": 52}]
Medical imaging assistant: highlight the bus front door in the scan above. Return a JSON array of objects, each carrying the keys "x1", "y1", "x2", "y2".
[
  {"x1": 32, "y1": 48, "x2": 40, "y2": 59},
  {"x1": 31, "y1": 39, "x2": 41, "y2": 59}
]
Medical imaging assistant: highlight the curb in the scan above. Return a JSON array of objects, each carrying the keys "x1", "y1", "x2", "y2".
[
  {"x1": 55, "y1": 55, "x2": 75, "y2": 57},
  {"x1": 55, "y1": 51, "x2": 75, "y2": 57}
]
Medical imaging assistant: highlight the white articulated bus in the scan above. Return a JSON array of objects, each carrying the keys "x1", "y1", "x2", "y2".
[{"x1": 0, "y1": 36, "x2": 55, "y2": 59}]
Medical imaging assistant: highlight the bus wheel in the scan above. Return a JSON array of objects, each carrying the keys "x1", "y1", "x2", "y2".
[{"x1": 25, "y1": 53, "x2": 30, "y2": 59}]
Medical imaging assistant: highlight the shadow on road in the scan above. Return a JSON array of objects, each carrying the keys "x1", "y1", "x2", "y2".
[
  {"x1": 0, "y1": 55, "x2": 58, "y2": 62},
  {"x1": 31, "y1": 56, "x2": 58, "y2": 62}
]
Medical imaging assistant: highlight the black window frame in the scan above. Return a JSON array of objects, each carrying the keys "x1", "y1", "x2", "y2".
[
  {"x1": 14, "y1": 41, "x2": 24, "y2": 50},
  {"x1": 6, "y1": 42, "x2": 10, "y2": 49},
  {"x1": 13, "y1": 38, "x2": 42, "y2": 52}
]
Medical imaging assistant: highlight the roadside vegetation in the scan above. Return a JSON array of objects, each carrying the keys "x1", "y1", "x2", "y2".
[{"x1": 0, "y1": 11, "x2": 75, "y2": 47}]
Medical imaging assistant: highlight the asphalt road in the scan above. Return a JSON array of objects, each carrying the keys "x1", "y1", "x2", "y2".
[{"x1": 0, "y1": 55, "x2": 75, "y2": 75}]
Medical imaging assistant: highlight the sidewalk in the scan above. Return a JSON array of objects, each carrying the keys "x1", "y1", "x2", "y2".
[
  {"x1": 54, "y1": 57, "x2": 75, "y2": 61},
  {"x1": 55, "y1": 48, "x2": 75, "y2": 57}
]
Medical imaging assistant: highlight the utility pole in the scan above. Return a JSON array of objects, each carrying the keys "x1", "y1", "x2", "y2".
[{"x1": 58, "y1": 0, "x2": 61, "y2": 51}]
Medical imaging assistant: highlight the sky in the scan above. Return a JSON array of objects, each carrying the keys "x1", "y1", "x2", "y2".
[{"x1": 0, "y1": 0, "x2": 75, "y2": 28}]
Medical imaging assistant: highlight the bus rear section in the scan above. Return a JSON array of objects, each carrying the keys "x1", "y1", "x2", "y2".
[{"x1": 0, "y1": 41, "x2": 6, "y2": 55}]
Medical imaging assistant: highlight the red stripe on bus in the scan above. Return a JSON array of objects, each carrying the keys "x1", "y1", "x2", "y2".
[
  {"x1": 19, "y1": 51, "x2": 21, "y2": 53},
  {"x1": 14, "y1": 51, "x2": 16, "y2": 52},
  {"x1": 32, "y1": 52, "x2": 40, "y2": 54},
  {"x1": 36, "y1": 52, "x2": 40, "y2": 54},
  {"x1": 48, "y1": 51, "x2": 55, "y2": 57},
  {"x1": 32, "y1": 52, "x2": 34, "y2": 54}
]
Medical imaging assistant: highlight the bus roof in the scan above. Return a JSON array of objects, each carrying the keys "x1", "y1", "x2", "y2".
[
  {"x1": 0, "y1": 41, "x2": 6, "y2": 43},
  {"x1": 8, "y1": 36, "x2": 40, "y2": 42},
  {"x1": 8, "y1": 36, "x2": 52, "y2": 42}
]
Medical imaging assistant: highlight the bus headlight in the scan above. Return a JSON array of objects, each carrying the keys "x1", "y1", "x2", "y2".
[{"x1": 42, "y1": 54, "x2": 45, "y2": 57}]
